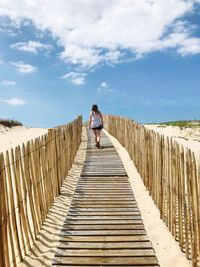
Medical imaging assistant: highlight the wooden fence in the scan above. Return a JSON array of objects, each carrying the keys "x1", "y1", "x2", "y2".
[
  {"x1": 0, "y1": 116, "x2": 82, "y2": 267},
  {"x1": 104, "y1": 115, "x2": 200, "y2": 267}
]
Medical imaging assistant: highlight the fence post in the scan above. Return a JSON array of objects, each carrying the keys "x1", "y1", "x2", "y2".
[
  {"x1": 104, "y1": 115, "x2": 200, "y2": 267},
  {"x1": 0, "y1": 117, "x2": 82, "y2": 266},
  {"x1": 0, "y1": 154, "x2": 5, "y2": 267},
  {"x1": 0, "y1": 153, "x2": 9, "y2": 267}
]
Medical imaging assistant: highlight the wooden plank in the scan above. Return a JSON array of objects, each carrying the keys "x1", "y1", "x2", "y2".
[
  {"x1": 72, "y1": 200, "x2": 136, "y2": 203},
  {"x1": 70, "y1": 207, "x2": 138, "y2": 211},
  {"x1": 53, "y1": 265, "x2": 158, "y2": 267},
  {"x1": 64, "y1": 220, "x2": 143, "y2": 225},
  {"x1": 73, "y1": 196, "x2": 135, "y2": 199},
  {"x1": 62, "y1": 224, "x2": 144, "y2": 230},
  {"x1": 71, "y1": 202, "x2": 136, "y2": 206},
  {"x1": 55, "y1": 248, "x2": 155, "y2": 256},
  {"x1": 74, "y1": 193, "x2": 134, "y2": 196},
  {"x1": 70, "y1": 205, "x2": 137, "y2": 208},
  {"x1": 76, "y1": 189, "x2": 132, "y2": 192},
  {"x1": 81, "y1": 174, "x2": 127, "y2": 177},
  {"x1": 79, "y1": 177, "x2": 128, "y2": 179},
  {"x1": 73, "y1": 197, "x2": 135, "y2": 200},
  {"x1": 77, "y1": 183, "x2": 130, "y2": 185},
  {"x1": 66, "y1": 215, "x2": 141, "y2": 220},
  {"x1": 60, "y1": 229, "x2": 146, "y2": 236},
  {"x1": 53, "y1": 256, "x2": 158, "y2": 265},
  {"x1": 59, "y1": 235, "x2": 149, "y2": 242},
  {"x1": 68, "y1": 208, "x2": 138, "y2": 212},
  {"x1": 53, "y1": 128, "x2": 159, "y2": 267},
  {"x1": 79, "y1": 179, "x2": 128, "y2": 182},
  {"x1": 58, "y1": 241, "x2": 153, "y2": 249},
  {"x1": 76, "y1": 186, "x2": 131, "y2": 189},
  {"x1": 67, "y1": 211, "x2": 140, "y2": 216}
]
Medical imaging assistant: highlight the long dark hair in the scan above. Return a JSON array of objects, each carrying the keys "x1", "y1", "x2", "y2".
[{"x1": 92, "y1": 104, "x2": 99, "y2": 113}]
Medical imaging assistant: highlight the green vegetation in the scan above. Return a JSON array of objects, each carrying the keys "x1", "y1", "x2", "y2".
[
  {"x1": 159, "y1": 120, "x2": 200, "y2": 128},
  {"x1": 0, "y1": 119, "x2": 23, "y2": 128}
]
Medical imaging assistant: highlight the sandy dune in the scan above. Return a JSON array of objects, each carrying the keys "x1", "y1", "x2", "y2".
[
  {"x1": 0, "y1": 125, "x2": 48, "y2": 154},
  {"x1": 144, "y1": 124, "x2": 200, "y2": 162},
  {"x1": 106, "y1": 129, "x2": 192, "y2": 267},
  {"x1": 0, "y1": 124, "x2": 194, "y2": 266}
]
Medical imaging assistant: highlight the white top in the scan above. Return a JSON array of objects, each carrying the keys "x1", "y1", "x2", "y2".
[{"x1": 90, "y1": 111, "x2": 101, "y2": 128}]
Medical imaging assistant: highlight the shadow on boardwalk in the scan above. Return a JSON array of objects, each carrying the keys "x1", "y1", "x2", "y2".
[
  {"x1": 52, "y1": 130, "x2": 159, "y2": 267},
  {"x1": 18, "y1": 128, "x2": 87, "y2": 267}
]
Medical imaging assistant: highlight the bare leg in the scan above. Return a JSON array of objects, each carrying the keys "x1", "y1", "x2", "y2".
[
  {"x1": 92, "y1": 129, "x2": 97, "y2": 144},
  {"x1": 96, "y1": 130, "x2": 101, "y2": 147}
]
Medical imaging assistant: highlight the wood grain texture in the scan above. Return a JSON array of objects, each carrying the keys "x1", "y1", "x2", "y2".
[
  {"x1": 53, "y1": 130, "x2": 159, "y2": 267},
  {"x1": 104, "y1": 115, "x2": 200, "y2": 267},
  {"x1": 0, "y1": 117, "x2": 82, "y2": 266}
]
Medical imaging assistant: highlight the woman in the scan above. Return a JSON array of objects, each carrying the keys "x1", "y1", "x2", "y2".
[{"x1": 89, "y1": 104, "x2": 103, "y2": 148}]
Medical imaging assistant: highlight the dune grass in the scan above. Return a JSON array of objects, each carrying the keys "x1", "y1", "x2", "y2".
[
  {"x1": 159, "y1": 120, "x2": 200, "y2": 128},
  {"x1": 0, "y1": 119, "x2": 23, "y2": 128}
]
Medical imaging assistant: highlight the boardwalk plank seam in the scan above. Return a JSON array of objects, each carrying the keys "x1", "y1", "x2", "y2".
[{"x1": 52, "y1": 130, "x2": 159, "y2": 266}]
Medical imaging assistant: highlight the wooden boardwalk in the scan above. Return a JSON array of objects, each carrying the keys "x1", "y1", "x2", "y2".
[{"x1": 52, "y1": 130, "x2": 159, "y2": 266}]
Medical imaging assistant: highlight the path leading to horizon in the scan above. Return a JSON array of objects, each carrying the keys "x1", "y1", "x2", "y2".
[
  {"x1": 52, "y1": 130, "x2": 159, "y2": 266},
  {"x1": 17, "y1": 127, "x2": 191, "y2": 267}
]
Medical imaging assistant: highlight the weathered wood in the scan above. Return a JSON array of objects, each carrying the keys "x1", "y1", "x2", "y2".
[
  {"x1": 104, "y1": 115, "x2": 200, "y2": 267},
  {"x1": 62, "y1": 224, "x2": 144, "y2": 230},
  {"x1": 66, "y1": 215, "x2": 141, "y2": 220},
  {"x1": 67, "y1": 211, "x2": 140, "y2": 216},
  {"x1": 58, "y1": 241, "x2": 153, "y2": 249},
  {"x1": 0, "y1": 153, "x2": 8, "y2": 267},
  {"x1": 68, "y1": 208, "x2": 138, "y2": 211},
  {"x1": 53, "y1": 265, "x2": 158, "y2": 267},
  {"x1": 54, "y1": 130, "x2": 159, "y2": 267},
  {"x1": 0, "y1": 117, "x2": 82, "y2": 266},
  {"x1": 59, "y1": 235, "x2": 151, "y2": 242},
  {"x1": 55, "y1": 248, "x2": 155, "y2": 256},
  {"x1": 64, "y1": 219, "x2": 143, "y2": 225},
  {"x1": 53, "y1": 256, "x2": 158, "y2": 265},
  {"x1": 60, "y1": 228, "x2": 146, "y2": 235}
]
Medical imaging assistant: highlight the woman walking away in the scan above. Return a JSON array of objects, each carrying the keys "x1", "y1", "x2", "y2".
[{"x1": 89, "y1": 104, "x2": 103, "y2": 148}]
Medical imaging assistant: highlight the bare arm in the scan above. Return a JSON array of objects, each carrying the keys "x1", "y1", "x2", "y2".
[
  {"x1": 89, "y1": 114, "x2": 92, "y2": 129},
  {"x1": 100, "y1": 112, "x2": 103, "y2": 126}
]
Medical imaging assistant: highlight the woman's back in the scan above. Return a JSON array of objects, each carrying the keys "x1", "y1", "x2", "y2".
[{"x1": 90, "y1": 111, "x2": 101, "y2": 128}]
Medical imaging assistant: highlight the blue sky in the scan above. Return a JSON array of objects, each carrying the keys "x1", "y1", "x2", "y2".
[{"x1": 0, "y1": 1, "x2": 200, "y2": 127}]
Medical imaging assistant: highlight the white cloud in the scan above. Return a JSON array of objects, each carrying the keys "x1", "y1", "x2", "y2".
[
  {"x1": 97, "y1": 81, "x2": 113, "y2": 93},
  {"x1": 10, "y1": 40, "x2": 53, "y2": 54},
  {"x1": 1, "y1": 98, "x2": 26, "y2": 106},
  {"x1": 101, "y1": 82, "x2": 109, "y2": 88},
  {"x1": 178, "y1": 37, "x2": 200, "y2": 55},
  {"x1": 0, "y1": 1, "x2": 200, "y2": 68},
  {"x1": 71, "y1": 77, "x2": 85, "y2": 85},
  {"x1": 11, "y1": 61, "x2": 37, "y2": 73},
  {"x1": 1, "y1": 80, "x2": 16, "y2": 86},
  {"x1": 0, "y1": 59, "x2": 3, "y2": 64},
  {"x1": 61, "y1": 72, "x2": 86, "y2": 85},
  {"x1": 0, "y1": 26, "x2": 17, "y2": 36}
]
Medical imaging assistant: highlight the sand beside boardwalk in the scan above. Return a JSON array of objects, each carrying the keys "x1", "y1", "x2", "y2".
[
  {"x1": 0, "y1": 125, "x2": 194, "y2": 266},
  {"x1": 0, "y1": 125, "x2": 48, "y2": 154},
  {"x1": 105, "y1": 129, "x2": 192, "y2": 267},
  {"x1": 144, "y1": 124, "x2": 200, "y2": 162},
  {"x1": 17, "y1": 127, "x2": 87, "y2": 267}
]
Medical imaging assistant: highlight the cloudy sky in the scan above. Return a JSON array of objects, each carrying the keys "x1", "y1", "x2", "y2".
[{"x1": 0, "y1": 0, "x2": 200, "y2": 127}]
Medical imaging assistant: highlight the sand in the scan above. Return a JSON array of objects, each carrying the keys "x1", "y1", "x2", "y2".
[
  {"x1": 0, "y1": 125, "x2": 48, "y2": 154},
  {"x1": 17, "y1": 127, "x2": 87, "y2": 267},
  {"x1": 0, "y1": 125, "x2": 193, "y2": 266},
  {"x1": 144, "y1": 124, "x2": 200, "y2": 162},
  {"x1": 105, "y1": 129, "x2": 192, "y2": 267}
]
